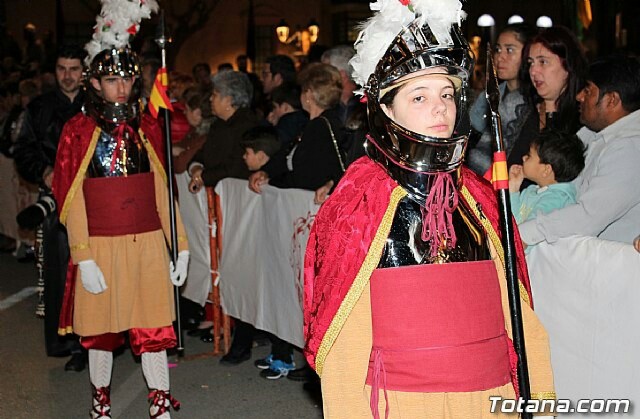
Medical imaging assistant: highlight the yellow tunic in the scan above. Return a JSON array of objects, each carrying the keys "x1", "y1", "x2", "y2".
[
  {"x1": 320, "y1": 242, "x2": 555, "y2": 418},
  {"x1": 62, "y1": 132, "x2": 188, "y2": 336}
]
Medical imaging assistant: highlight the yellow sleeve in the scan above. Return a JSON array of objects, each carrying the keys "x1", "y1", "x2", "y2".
[
  {"x1": 521, "y1": 299, "x2": 557, "y2": 414},
  {"x1": 153, "y1": 168, "x2": 189, "y2": 253},
  {"x1": 64, "y1": 182, "x2": 93, "y2": 263},
  {"x1": 321, "y1": 283, "x2": 373, "y2": 418},
  {"x1": 492, "y1": 250, "x2": 556, "y2": 405}
]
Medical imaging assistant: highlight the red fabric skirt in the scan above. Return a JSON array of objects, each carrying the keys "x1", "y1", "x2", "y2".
[
  {"x1": 81, "y1": 326, "x2": 176, "y2": 355},
  {"x1": 366, "y1": 260, "x2": 513, "y2": 417}
]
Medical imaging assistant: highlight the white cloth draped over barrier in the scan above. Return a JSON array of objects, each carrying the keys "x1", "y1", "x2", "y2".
[
  {"x1": 176, "y1": 172, "x2": 211, "y2": 306},
  {"x1": 215, "y1": 178, "x2": 319, "y2": 348},
  {"x1": 527, "y1": 236, "x2": 640, "y2": 417}
]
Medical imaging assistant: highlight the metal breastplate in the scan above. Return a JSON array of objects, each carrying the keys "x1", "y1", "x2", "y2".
[
  {"x1": 378, "y1": 195, "x2": 490, "y2": 267},
  {"x1": 87, "y1": 127, "x2": 150, "y2": 178}
]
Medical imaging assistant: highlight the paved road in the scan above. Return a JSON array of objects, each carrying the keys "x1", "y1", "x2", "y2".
[{"x1": 0, "y1": 253, "x2": 323, "y2": 419}]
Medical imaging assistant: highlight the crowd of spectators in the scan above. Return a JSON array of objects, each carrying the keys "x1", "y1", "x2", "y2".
[{"x1": 1, "y1": 19, "x2": 639, "y2": 403}]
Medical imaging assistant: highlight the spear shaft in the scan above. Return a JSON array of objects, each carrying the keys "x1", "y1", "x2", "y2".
[
  {"x1": 156, "y1": 12, "x2": 184, "y2": 356},
  {"x1": 486, "y1": 45, "x2": 531, "y2": 417}
]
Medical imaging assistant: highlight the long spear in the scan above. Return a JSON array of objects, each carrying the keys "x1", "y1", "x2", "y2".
[
  {"x1": 485, "y1": 45, "x2": 531, "y2": 417},
  {"x1": 155, "y1": 12, "x2": 184, "y2": 356}
]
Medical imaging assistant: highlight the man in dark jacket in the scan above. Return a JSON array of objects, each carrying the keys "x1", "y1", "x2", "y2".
[{"x1": 13, "y1": 44, "x2": 87, "y2": 371}]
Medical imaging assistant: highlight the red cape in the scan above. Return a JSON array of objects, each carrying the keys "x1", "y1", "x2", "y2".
[
  {"x1": 303, "y1": 157, "x2": 532, "y2": 373},
  {"x1": 52, "y1": 112, "x2": 166, "y2": 334},
  {"x1": 52, "y1": 112, "x2": 165, "y2": 220}
]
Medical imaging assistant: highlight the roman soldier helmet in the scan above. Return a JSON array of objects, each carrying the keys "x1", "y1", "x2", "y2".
[
  {"x1": 349, "y1": 0, "x2": 474, "y2": 201},
  {"x1": 83, "y1": 0, "x2": 158, "y2": 124}
]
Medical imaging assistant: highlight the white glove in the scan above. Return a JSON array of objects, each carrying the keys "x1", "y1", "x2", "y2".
[
  {"x1": 78, "y1": 260, "x2": 107, "y2": 294},
  {"x1": 169, "y1": 250, "x2": 189, "y2": 286}
]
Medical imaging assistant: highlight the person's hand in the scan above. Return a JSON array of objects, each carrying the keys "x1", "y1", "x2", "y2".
[
  {"x1": 521, "y1": 240, "x2": 528, "y2": 251},
  {"x1": 189, "y1": 168, "x2": 204, "y2": 194},
  {"x1": 78, "y1": 260, "x2": 107, "y2": 294},
  {"x1": 172, "y1": 145, "x2": 185, "y2": 157},
  {"x1": 248, "y1": 170, "x2": 269, "y2": 194},
  {"x1": 169, "y1": 250, "x2": 189, "y2": 286},
  {"x1": 266, "y1": 110, "x2": 279, "y2": 126},
  {"x1": 509, "y1": 164, "x2": 524, "y2": 193},
  {"x1": 634, "y1": 235, "x2": 640, "y2": 253},
  {"x1": 314, "y1": 180, "x2": 334, "y2": 205},
  {"x1": 43, "y1": 166, "x2": 54, "y2": 189}
]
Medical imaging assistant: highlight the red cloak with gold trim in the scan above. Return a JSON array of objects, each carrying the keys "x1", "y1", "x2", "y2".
[
  {"x1": 303, "y1": 157, "x2": 532, "y2": 374},
  {"x1": 52, "y1": 112, "x2": 166, "y2": 334}
]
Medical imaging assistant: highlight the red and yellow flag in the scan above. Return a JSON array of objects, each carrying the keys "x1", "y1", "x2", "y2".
[{"x1": 149, "y1": 67, "x2": 173, "y2": 118}]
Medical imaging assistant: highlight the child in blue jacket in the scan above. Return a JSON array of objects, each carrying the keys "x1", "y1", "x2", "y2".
[{"x1": 509, "y1": 129, "x2": 585, "y2": 251}]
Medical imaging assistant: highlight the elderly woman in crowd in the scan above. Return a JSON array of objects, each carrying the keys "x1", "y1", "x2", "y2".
[
  {"x1": 187, "y1": 70, "x2": 259, "y2": 366},
  {"x1": 188, "y1": 70, "x2": 259, "y2": 193},
  {"x1": 466, "y1": 23, "x2": 536, "y2": 177},
  {"x1": 249, "y1": 62, "x2": 347, "y2": 195},
  {"x1": 246, "y1": 62, "x2": 347, "y2": 378}
]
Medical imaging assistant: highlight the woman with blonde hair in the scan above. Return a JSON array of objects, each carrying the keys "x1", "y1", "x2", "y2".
[
  {"x1": 249, "y1": 63, "x2": 347, "y2": 194},
  {"x1": 248, "y1": 62, "x2": 348, "y2": 379}
]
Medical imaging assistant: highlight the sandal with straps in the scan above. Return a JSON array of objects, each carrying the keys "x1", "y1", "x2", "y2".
[
  {"x1": 90, "y1": 385, "x2": 111, "y2": 419},
  {"x1": 148, "y1": 389, "x2": 180, "y2": 418}
]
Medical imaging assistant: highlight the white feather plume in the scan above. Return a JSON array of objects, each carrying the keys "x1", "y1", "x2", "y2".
[
  {"x1": 85, "y1": 0, "x2": 159, "y2": 65},
  {"x1": 350, "y1": 0, "x2": 466, "y2": 88}
]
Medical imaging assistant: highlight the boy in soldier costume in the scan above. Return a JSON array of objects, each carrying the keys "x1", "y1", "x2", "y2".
[{"x1": 52, "y1": 1, "x2": 189, "y2": 418}]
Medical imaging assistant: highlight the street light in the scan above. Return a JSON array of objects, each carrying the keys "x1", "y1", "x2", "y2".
[
  {"x1": 275, "y1": 19, "x2": 320, "y2": 55},
  {"x1": 508, "y1": 15, "x2": 524, "y2": 24},
  {"x1": 536, "y1": 16, "x2": 553, "y2": 28},
  {"x1": 477, "y1": 14, "x2": 496, "y2": 50},
  {"x1": 308, "y1": 19, "x2": 319, "y2": 43},
  {"x1": 477, "y1": 14, "x2": 495, "y2": 28},
  {"x1": 276, "y1": 19, "x2": 290, "y2": 43}
]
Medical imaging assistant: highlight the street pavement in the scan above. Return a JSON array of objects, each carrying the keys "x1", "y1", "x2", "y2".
[{"x1": 0, "y1": 252, "x2": 323, "y2": 419}]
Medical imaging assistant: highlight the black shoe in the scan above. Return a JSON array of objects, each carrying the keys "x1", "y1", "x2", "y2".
[
  {"x1": 200, "y1": 331, "x2": 214, "y2": 342},
  {"x1": 286, "y1": 365, "x2": 315, "y2": 382},
  {"x1": 64, "y1": 352, "x2": 87, "y2": 372},
  {"x1": 219, "y1": 348, "x2": 251, "y2": 366},
  {"x1": 254, "y1": 354, "x2": 273, "y2": 370},
  {"x1": 187, "y1": 326, "x2": 212, "y2": 337}
]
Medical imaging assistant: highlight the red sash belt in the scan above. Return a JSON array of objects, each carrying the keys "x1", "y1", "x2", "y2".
[
  {"x1": 83, "y1": 172, "x2": 161, "y2": 236},
  {"x1": 366, "y1": 260, "x2": 512, "y2": 418}
]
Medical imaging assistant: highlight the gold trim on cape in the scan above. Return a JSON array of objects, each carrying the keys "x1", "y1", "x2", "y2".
[
  {"x1": 59, "y1": 127, "x2": 101, "y2": 225},
  {"x1": 531, "y1": 391, "x2": 557, "y2": 400},
  {"x1": 140, "y1": 129, "x2": 168, "y2": 184},
  {"x1": 460, "y1": 186, "x2": 531, "y2": 307},
  {"x1": 315, "y1": 186, "x2": 407, "y2": 376},
  {"x1": 57, "y1": 325, "x2": 74, "y2": 335}
]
